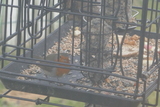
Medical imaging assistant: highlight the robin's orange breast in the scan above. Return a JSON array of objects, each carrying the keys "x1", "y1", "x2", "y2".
[{"x1": 55, "y1": 55, "x2": 71, "y2": 77}]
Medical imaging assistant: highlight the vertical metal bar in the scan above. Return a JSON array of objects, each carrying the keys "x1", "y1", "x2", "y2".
[
  {"x1": 101, "y1": 0, "x2": 105, "y2": 69},
  {"x1": 57, "y1": 0, "x2": 62, "y2": 58},
  {"x1": 146, "y1": 0, "x2": 154, "y2": 71},
  {"x1": 16, "y1": 0, "x2": 22, "y2": 57},
  {"x1": 23, "y1": 0, "x2": 27, "y2": 57},
  {"x1": 30, "y1": 0, "x2": 35, "y2": 57},
  {"x1": 142, "y1": 80, "x2": 147, "y2": 107},
  {"x1": 154, "y1": 0, "x2": 159, "y2": 64},
  {"x1": 0, "y1": 0, "x2": 2, "y2": 12},
  {"x1": 135, "y1": 0, "x2": 148, "y2": 102},
  {"x1": 80, "y1": 0, "x2": 84, "y2": 67},
  {"x1": 44, "y1": 0, "x2": 47, "y2": 56},
  {"x1": 9, "y1": 0, "x2": 13, "y2": 35},
  {"x1": 137, "y1": 0, "x2": 148, "y2": 77},
  {"x1": 49, "y1": 0, "x2": 52, "y2": 33},
  {"x1": 88, "y1": 0, "x2": 91, "y2": 67},
  {"x1": 71, "y1": 0, "x2": 75, "y2": 64},
  {"x1": 154, "y1": 68, "x2": 160, "y2": 107},
  {"x1": 1, "y1": 0, "x2": 8, "y2": 68},
  {"x1": 84, "y1": 0, "x2": 90, "y2": 67},
  {"x1": 97, "y1": 16, "x2": 102, "y2": 68}
]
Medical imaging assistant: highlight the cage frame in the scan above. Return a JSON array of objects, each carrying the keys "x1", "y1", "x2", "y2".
[{"x1": 0, "y1": 0, "x2": 160, "y2": 107}]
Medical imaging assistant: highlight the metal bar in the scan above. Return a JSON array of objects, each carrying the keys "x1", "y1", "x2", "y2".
[
  {"x1": 26, "y1": 5, "x2": 118, "y2": 20},
  {"x1": 0, "y1": 89, "x2": 11, "y2": 98},
  {"x1": 0, "y1": 71, "x2": 140, "y2": 97},
  {"x1": 135, "y1": 0, "x2": 149, "y2": 100},
  {"x1": 0, "y1": 56, "x2": 138, "y2": 82},
  {"x1": 0, "y1": 94, "x2": 72, "y2": 107}
]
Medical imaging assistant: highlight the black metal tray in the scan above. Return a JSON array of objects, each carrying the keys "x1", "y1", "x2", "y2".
[{"x1": 0, "y1": 21, "x2": 156, "y2": 107}]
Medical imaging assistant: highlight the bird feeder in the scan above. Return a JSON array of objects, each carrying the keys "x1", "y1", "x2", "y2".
[{"x1": 0, "y1": 0, "x2": 160, "y2": 107}]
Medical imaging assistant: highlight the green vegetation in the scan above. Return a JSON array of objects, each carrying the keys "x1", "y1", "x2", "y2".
[
  {"x1": 148, "y1": 91, "x2": 160, "y2": 107},
  {"x1": 133, "y1": 0, "x2": 160, "y2": 32},
  {"x1": 0, "y1": 81, "x2": 85, "y2": 107}
]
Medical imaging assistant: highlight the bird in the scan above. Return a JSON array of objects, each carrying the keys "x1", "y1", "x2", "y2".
[{"x1": 33, "y1": 53, "x2": 71, "y2": 78}]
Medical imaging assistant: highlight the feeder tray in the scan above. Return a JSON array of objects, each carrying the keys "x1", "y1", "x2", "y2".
[
  {"x1": 0, "y1": 21, "x2": 148, "y2": 107},
  {"x1": 0, "y1": 0, "x2": 160, "y2": 106}
]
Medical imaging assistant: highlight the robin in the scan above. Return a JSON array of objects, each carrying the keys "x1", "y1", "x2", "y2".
[{"x1": 33, "y1": 53, "x2": 71, "y2": 78}]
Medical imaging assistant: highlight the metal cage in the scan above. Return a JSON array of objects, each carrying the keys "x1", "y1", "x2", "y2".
[{"x1": 0, "y1": 0, "x2": 160, "y2": 107}]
